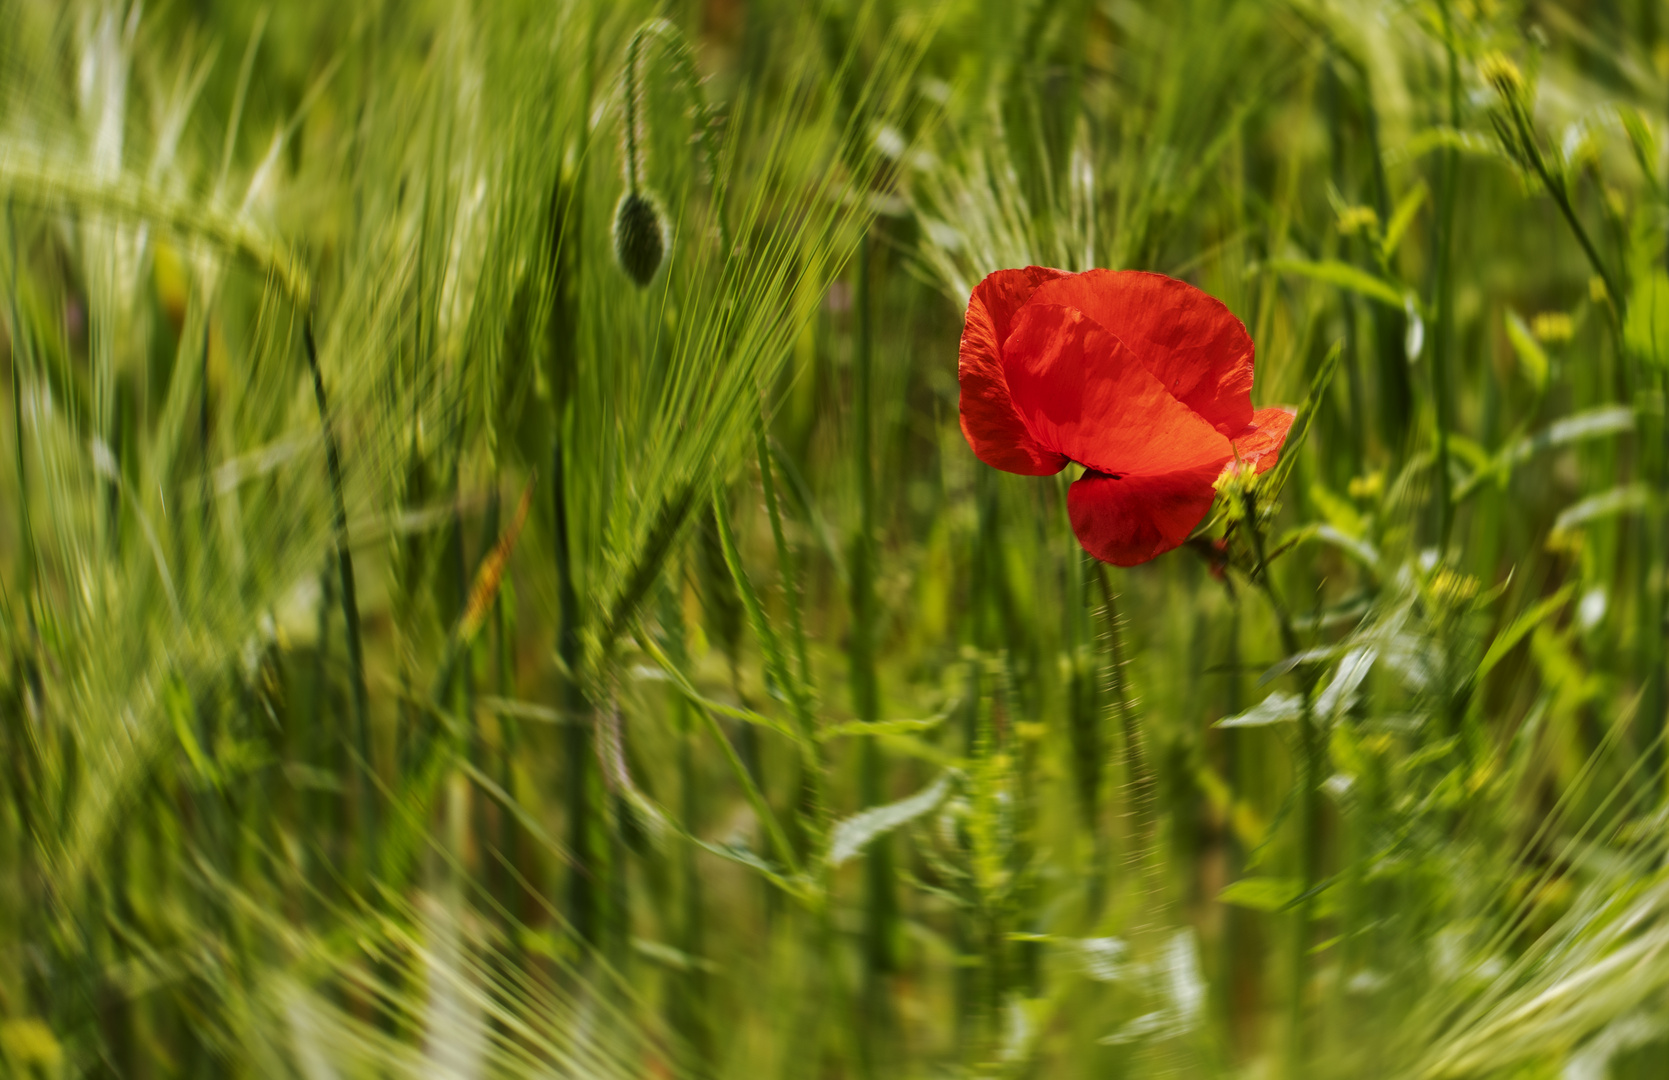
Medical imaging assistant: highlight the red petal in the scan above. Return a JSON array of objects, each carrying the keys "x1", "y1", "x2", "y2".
[
  {"x1": 1028, "y1": 270, "x2": 1255, "y2": 434},
  {"x1": 1230, "y1": 406, "x2": 1296, "y2": 474},
  {"x1": 958, "y1": 267, "x2": 1071, "y2": 475},
  {"x1": 1068, "y1": 464, "x2": 1222, "y2": 566},
  {"x1": 1002, "y1": 303, "x2": 1232, "y2": 477}
]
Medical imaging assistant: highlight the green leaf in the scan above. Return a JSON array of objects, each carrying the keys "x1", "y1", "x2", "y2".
[
  {"x1": 1218, "y1": 876, "x2": 1304, "y2": 912},
  {"x1": 1619, "y1": 106, "x2": 1659, "y2": 190},
  {"x1": 1553, "y1": 484, "x2": 1654, "y2": 537},
  {"x1": 1505, "y1": 309, "x2": 1550, "y2": 392},
  {"x1": 1262, "y1": 339, "x2": 1344, "y2": 502},
  {"x1": 1477, "y1": 584, "x2": 1576, "y2": 681},
  {"x1": 1456, "y1": 406, "x2": 1635, "y2": 501},
  {"x1": 165, "y1": 678, "x2": 215, "y2": 785},
  {"x1": 1400, "y1": 126, "x2": 1509, "y2": 163},
  {"x1": 1269, "y1": 258, "x2": 1409, "y2": 309},
  {"x1": 1381, "y1": 182, "x2": 1428, "y2": 259},
  {"x1": 1626, "y1": 271, "x2": 1669, "y2": 370},
  {"x1": 1507, "y1": 407, "x2": 1635, "y2": 465},
  {"x1": 827, "y1": 772, "x2": 954, "y2": 867},
  {"x1": 1278, "y1": 523, "x2": 1381, "y2": 569},
  {"x1": 1216, "y1": 692, "x2": 1303, "y2": 728},
  {"x1": 820, "y1": 714, "x2": 947, "y2": 740},
  {"x1": 1309, "y1": 483, "x2": 1365, "y2": 539}
]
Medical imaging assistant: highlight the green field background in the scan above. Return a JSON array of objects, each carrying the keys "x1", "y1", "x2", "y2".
[{"x1": 2, "y1": 1, "x2": 1668, "y2": 1076}]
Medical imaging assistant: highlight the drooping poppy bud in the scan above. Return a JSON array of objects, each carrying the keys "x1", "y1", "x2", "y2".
[
  {"x1": 614, "y1": 23, "x2": 668, "y2": 287},
  {"x1": 957, "y1": 267, "x2": 1293, "y2": 566},
  {"x1": 614, "y1": 191, "x2": 666, "y2": 286}
]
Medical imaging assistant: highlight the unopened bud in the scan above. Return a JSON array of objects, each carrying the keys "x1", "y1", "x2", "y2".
[
  {"x1": 614, "y1": 191, "x2": 667, "y2": 286},
  {"x1": 1213, "y1": 459, "x2": 1261, "y2": 509}
]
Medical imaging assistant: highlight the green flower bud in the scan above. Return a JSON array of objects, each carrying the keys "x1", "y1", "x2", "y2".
[{"x1": 614, "y1": 190, "x2": 666, "y2": 286}]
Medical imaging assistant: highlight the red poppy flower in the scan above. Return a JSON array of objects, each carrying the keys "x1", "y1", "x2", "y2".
[{"x1": 958, "y1": 267, "x2": 1293, "y2": 566}]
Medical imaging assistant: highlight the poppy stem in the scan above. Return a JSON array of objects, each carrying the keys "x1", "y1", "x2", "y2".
[
  {"x1": 623, "y1": 30, "x2": 643, "y2": 197},
  {"x1": 1090, "y1": 562, "x2": 1158, "y2": 908},
  {"x1": 1069, "y1": 547, "x2": 1108, "y2": 921},
  {"x1": 1241, "y1": 489, "x2": 1320, "y2": 1076}
]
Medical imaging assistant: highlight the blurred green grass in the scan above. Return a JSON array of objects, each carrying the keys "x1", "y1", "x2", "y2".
[{"x1": 3, "y1": 0, "x2": 1669, "y2": 1076}]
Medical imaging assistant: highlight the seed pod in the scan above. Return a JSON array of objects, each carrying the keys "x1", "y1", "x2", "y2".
[{"x1": 614, "y1": 191, "x2": 666, "y2": 286}]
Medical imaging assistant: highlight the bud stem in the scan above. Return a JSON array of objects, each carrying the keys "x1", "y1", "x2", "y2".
[{"x1": 624, "y1": 29, "x2": 644, "y2": 196}]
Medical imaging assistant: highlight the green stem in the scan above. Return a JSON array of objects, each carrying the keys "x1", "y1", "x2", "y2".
[
  {"x1": 1241, "y1": 490, "x2": 1319, "y2": 1077},
  {"x1": 199, "y1": 325, "x2": 212, "y2": 533},
  {"x1": 303, "y1": 318, "x2": 374, "y2": 871},
  {"x1": 1068, "y1": 547, "x2": 1106, "y2": 920},
  {"x1": 1353, "y1": 56, "x2": 1415, "y2": 456},
  {"x1": 623, "y1": 30, "x2": 643, "y2": 196},
  {"x1": 1090, "y1": 562, "x2": 1157, "y2": 907},
  {"x1": 850, "y1": 231, "x2": 893, "y2": 1050},
  {"x1": 752, "y1": 431, "x2": 827, "y2": 837},
  {"x1": 309, "y1": 560, "x2": 338, "y2": 911},
  {"x1": 553, "y1": 435, "x2": 594, "y2": 945},
  {"x1": 6, "y1": 202, "x2": 35, "y2": 613},
  {"x1": 1537, "y1": 159, "x2": 1625, "y2": 327},
  {"x1": 1218, "y1": 584, "x2": 1248, "y2": 1049},
  {"x1": 638, "y1": 634, "x2": 801, "y2": 882},
  {"x1": 1430, "y1": 0, "x2": 1460, "y2": 552},
  {"x1": 1497, "y1": 91, "x2": 1624, "y2": 327},
  {"x1": 759, "y1": 426, "x2": 814, "y2": 706},
  {"x1": 698, "y1": 696, "x2": 800, "y2": 881},
  {"x1": 624, "y1": 19, "x2": 732, "y2": 255}
]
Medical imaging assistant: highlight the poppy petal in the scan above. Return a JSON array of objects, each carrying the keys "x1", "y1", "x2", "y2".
[
  {"x1": 959, "y1": 266, "x2": 1071, "y2": 475},
  {"x1": 1230, "y1": 406, "x2": 1296, "y2": 473},
  {"x1": 1067, "y1": 464, "x2": 1222, "y2": 566},
  {"x1": 1028, "y1": 270, "x2": 1255, "y2": 434},
  {"x1": 1002, "y1": 303, "x2": 1232, "y2": 477}
]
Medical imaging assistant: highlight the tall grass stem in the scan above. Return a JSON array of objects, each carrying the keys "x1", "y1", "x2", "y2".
[{"x1": 303, "y1": 317, "x2": 374, "y2": 868}]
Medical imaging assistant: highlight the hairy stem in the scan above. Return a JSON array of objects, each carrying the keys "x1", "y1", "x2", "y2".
[{"x1": 1241, "y1": 489, "x2": 1319, "y2": 1076}]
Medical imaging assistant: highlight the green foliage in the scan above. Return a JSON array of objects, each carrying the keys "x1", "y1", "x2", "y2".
[
  {"x1": 1626, "y1": 271, "x2": 1669, "y2": 371},
  {"x1": 3, "y1": 1, "x2": 1669, "y2": 1077}
]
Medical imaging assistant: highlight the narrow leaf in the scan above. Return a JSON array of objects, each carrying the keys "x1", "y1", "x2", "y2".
[
  {"x1": 1553, "y1": 484, "x2": 1654, "y2": 537},
  {"x1": 1269, "y1": 257, "x2": 1408, "y2": 309},
  {"x1": 827, "y1": 772, "x2": 953, "y2": 867},
  {"x1": 1504, "y1": 309, "x2": 1550, "y2": 392},
  {"x1": 1218, "y1": 876, "x2": 1304, "y2": 912},
  {"x1": 1477, "y1": 584, "x2": 1576, "y2": 681},
  {"x1": 819, "y1": 715, "x2": 947, "y2": 740},
  {"x1": 1626, "y1": 271, "x2": 1669, "y2": 371},
  {"x1": 1381, "y1": 182, "x2": 1428, "y2": 258},
  {"x1": 1263, "y1": 339, "x2": 1343, "y2": 501},
  {"x1": 1217, "y1": 692, "x2": 1303, "y2": 728},
  {"x1": 458, "y1": 477, "x2": 535, "y2": 642}
]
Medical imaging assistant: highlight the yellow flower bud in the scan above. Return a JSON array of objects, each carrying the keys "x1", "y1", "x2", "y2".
[
  {"x1": 1479, "y1": 52, "x2": 1524, "y2": 98},
  {"x1": 1337, "y1": 205, "x2": 1379, "y2": 236},
  {"x1": 1530, "y1": 311, "x2": 1573, "y2": 343}
]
